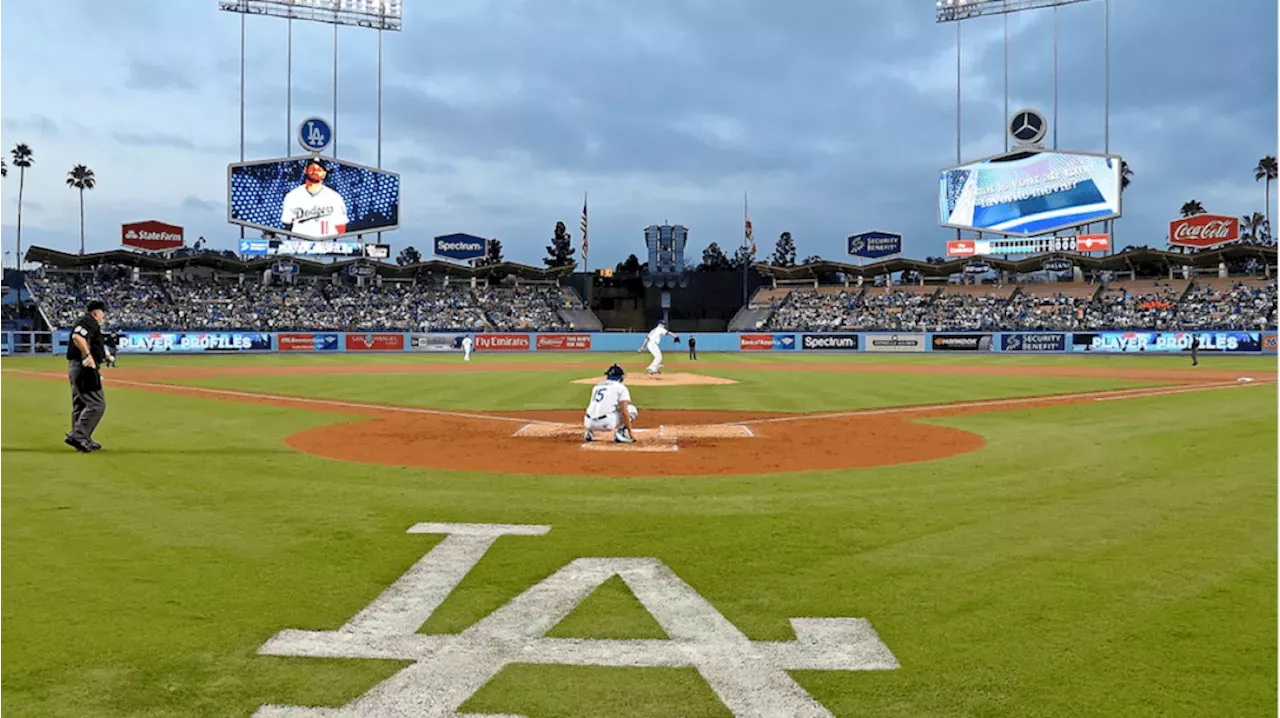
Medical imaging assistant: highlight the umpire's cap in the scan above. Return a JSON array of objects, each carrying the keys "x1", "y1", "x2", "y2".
[
  {"x1": 605, "y1": 364, "x2": 625, "y2": 382},
  {"x1": 87, "y1": 300, "x2": 107, "y2": 313}
]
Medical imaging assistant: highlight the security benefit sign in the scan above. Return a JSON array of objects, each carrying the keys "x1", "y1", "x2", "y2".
[
  {"x1": 864, "y1": 333, "x2": 926, "y2": 353},
  {"x1": 119, "y1": 332, "x2": 270, "y2": 353},
  {"x1": 1071, "y1": 331, "x2": 1264, "y2": 353},
  {"x1": 252, "y1": 522, "x2": 899, "y2": 717},
  {"x1": 227, "y1": 156, "x2": 400, "y2": 240},
  {"x1": 1000, "y1": 333, "x2": 1067, "y2": 352},
  {"x1": 931, "y1": 333, "x2": 994, "y2": 351},
  {"x1": 433, "y1": 233, "x2": 488, "y2": 261},
  {"x1": 847, "y1": 231, "x2": 902, "y2": 260},
  {"x1": 802, "y1": 333, "x2": 859, "y2": 351}
]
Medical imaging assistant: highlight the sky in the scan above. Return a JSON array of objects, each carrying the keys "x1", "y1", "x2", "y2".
[{"x1": 1, "y1": 0, "x2": 1276, "y2": 269}]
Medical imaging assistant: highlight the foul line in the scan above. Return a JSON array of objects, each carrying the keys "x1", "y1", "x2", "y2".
[
  {"x1": 732, "y1": 380, "x2": 1265, "y2": 426},
  {"x1": 5, "y1": 371, "x2": 558, "y2": 426}
]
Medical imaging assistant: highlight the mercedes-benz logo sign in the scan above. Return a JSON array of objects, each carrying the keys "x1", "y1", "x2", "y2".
[{"x1": 1010, "y1": 108, "x2": 1047, "y2": 146}]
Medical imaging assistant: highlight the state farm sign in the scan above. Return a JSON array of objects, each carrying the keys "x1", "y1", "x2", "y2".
[
  {"x1": 946, "y1": 240, "x2": 976, "y2": 257},
  {"x1": 474, "y1": 333, "x2": 531, "y2": 351},
  {"x1": 122, "y1": 220, "x2": 184, "y2": 251},
  {"x1": 1169, "y1": 215, "x2": 1239, "y2": 249}
]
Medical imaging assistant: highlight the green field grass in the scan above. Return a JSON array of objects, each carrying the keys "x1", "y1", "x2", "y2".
[{"x1": 2, "y1": 353, "x2": 1275, "y2": 717}]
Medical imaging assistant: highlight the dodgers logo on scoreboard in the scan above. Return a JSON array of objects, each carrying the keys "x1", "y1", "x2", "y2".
[{"x1": 297, "y1": 117, "x2": 332, "y2": 153}]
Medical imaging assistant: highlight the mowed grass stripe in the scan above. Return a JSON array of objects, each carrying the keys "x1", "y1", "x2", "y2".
[{"x1": 172, "y1": 370, "x2": 1161, "y2": 413}]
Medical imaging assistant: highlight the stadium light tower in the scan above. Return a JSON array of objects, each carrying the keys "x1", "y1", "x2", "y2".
[{"x1": 219, "y1": 0, "x2": 401, "y2": 241}]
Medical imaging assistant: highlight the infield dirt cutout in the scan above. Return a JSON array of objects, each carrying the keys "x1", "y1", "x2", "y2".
[
  {"x1": 8, "y1": 361, "x2": 1270, "y2": 478},
  {"x1": 570, "y1": 372, "x2": 738, "y2": 387}
]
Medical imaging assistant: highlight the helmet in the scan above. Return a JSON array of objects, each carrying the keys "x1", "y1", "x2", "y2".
[{"x1": 605, "y1": 364, "x2": 626, "y2": 382}]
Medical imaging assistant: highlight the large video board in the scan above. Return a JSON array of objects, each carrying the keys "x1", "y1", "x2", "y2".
[
  {"x1": 228, "y1": 156, "x2": 400, "y2": 240},
  {"x1": 939, "y1": 150, "x2": 1122, "y2": 237}
]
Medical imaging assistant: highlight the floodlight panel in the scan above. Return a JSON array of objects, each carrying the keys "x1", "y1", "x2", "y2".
[
  {"x1": 935, "y1": 0, "x2": 1093, "y2": 23},
  {"x1": 218, "y1": 0, "x2": 402, "y2": 30}
]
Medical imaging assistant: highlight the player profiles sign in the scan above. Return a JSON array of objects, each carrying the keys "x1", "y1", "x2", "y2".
[
  {"x1": 227, "y1": 156, "x2": 400, "y2": 240},
  {"x1": 122, "y1": 220, "x2": 184, "y2": 251}
]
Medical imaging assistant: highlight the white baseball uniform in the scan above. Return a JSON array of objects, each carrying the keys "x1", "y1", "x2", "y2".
[
  {"x1": 462, "y1": 336, "x2": 473, "y2": 361},
  {"x1": 642, "y1": 324, "x2": 671, "y2": 374},
  {"x1": 583, "y1": 379, "x2": 638, "y2": 432},
  {"x1": 280, "y1": 184, "x2": 350, "y2": 238}
]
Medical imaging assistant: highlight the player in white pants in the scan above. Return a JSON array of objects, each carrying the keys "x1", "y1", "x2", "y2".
[
  {"x1": 583, "y1": 364, "x2": 638, "y2": 443},
  {"x1": 461, "y1": 335, "x2": 473, "y2": 362},
  {"x1": 638, "y1": 320, "x2": 680, "y2": 375}
]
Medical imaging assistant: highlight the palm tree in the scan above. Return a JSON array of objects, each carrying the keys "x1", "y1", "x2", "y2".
[
  {"x1": 1255, "y1": 156, "x2": 1277, "y2": 240},
  {"x1": 66, "y1": 165, "x2": 96, "y2": 255},
  {"x1": 1179, "y1": 200, "x2": 1206, "y2": 217},
  {"x1": 1241, "y1": 212, "x2": 1270, "y2": 244},
  {"x1": 11, "y1": 144, "x2": 33, "y2": 268},
  {"x1": 1120, "y1": 160, "x2": 1133, "y2": 193},
  {"x1": 1, "y1": 160, "x2": 7, "y2": 177}
]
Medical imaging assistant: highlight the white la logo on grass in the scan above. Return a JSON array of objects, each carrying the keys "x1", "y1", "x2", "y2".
[{"x1": 254, "y1": 523, "x2": 899, "y2": 717}]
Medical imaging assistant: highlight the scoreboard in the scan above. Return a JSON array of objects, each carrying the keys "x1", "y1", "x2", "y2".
[{"x1": 947, "y1": 234, "x2": 1111, "y2": 257}]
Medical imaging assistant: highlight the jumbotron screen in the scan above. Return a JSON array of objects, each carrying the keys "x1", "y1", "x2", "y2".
[
  {"x1": 227, "y1": 157, "x2": 400, "y2": 240},
  {"x1": 939, "y1": 150, "x2": 1122, "y2": 237}
]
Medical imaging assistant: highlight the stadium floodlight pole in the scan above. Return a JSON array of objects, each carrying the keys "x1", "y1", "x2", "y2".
[
  {"x1": 935, "y1": 0, "x2": 1092, "y2": 22},
  {"x1": 377, "y1": 26, "x2": 383, "y2": 244},
  {"x1": 239, "y1": 11, "x2": 246, "y2": 241},
  {"x1": 287, "y1": 17, "x2": 292, "y2": 157},
  {"x1": 1004, "y1": 13, "x2": 1009, "y2": 152},
  {"x1": 333, "y1": 20, "x2": 339, "y2": 157},
  {"x1": 1053, "y1": 4, "x2": 1059, "y2": 150},
  {"x1": 1104, "y1": 0, "x2": 1111, "y2": 253},
  {"x1": 956, "y1": 18, "x2": 962, "y2": 242}
]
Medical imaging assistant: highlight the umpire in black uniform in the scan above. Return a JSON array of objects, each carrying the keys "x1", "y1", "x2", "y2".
[{"x1": 66, "y1": 300, "x2": 112, "y2": 452}]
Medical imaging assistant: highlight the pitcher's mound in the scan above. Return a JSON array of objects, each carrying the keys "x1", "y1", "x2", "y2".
[{"x1": 571, "y1": 372, "x2": 738, "y2": 387}]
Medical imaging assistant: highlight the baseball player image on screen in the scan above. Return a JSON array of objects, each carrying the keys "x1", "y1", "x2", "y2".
[
  {"x1": 637, "y1": 320, "x2": 679, "y2": 375},
  {"x1": 280, "y1": 159, "x2": 349, "y2": 238},
  {"x1": 583, "y1": 364, "x2": 638, "y2": 444}
]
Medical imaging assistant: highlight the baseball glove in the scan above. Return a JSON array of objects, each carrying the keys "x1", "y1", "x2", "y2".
[{"x1": 673, "y1": 336, "x2": 682, "y2": 344}]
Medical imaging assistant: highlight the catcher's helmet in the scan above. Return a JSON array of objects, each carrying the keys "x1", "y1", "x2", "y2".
[{"x1": 605, "y1": 364, "x2": 626, "y2": 382}]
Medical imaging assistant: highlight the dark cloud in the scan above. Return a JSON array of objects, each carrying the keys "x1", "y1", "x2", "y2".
[
  {"x1": 2, "y1": 115, "x2": 59, "y2": 137},
  {"x1": 182, "y1": 196, "x2": 221, "y2": 212},
  {"x1": 111, "y1": 131, "x2": 199, "y2": 150}
]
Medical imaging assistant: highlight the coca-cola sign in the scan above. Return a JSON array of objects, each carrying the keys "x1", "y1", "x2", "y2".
[
  {"x1": 1169, "y1": 214, "x2": 1239, "y2": 249},
  {"x1": 122, "y1": 220, "x2": 184, "y2": 251}
]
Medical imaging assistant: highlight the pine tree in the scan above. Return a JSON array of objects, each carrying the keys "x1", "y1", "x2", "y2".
[
  {"x1": 699, "y1": 242, "x2": 732, "y2": 271},
  {"x1": 544, "y1": 221, "x2": 576, "y2": 268},
  {"x1": 770, "y1": 232, "x2": 796, "y2": 267}
]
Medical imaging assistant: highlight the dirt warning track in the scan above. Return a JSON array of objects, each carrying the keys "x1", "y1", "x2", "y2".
[{"x1": 5, "y1": 362, "x2": 1272, "y2": 477}]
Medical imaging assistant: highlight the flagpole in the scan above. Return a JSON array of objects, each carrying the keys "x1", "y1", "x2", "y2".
[{"x1": 742, "y1": 192, "x2": 749, "y2": 307}]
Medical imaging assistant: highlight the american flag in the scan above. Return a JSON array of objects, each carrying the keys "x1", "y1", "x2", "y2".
[
  {"x1": 580, "y1": 194, "x2": 588, "y2": 261},
  {"x1": 745, "y1": 193, "x2": 755, "y2": 256}
]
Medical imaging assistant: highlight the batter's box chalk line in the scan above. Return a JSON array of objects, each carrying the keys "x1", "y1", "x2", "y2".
[{"x1": 514, "y1": 423, "x2": 753, "y2": 440}]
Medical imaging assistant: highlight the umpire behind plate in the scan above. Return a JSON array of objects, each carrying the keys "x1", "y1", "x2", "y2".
[
  {"x1": 65, "y1": 300, "x2": 113, "y2": 453},
  {"x1": 583, "y1": 364, "x2": 638, "y2": 444}
]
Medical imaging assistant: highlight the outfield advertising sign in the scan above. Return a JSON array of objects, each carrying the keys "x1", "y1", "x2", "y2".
[
  {"x1": 345, "y1": 333, "x2": 405, "y2": 351},
  {"x1": 931, "y1": 333, "x2": 994, "y2": 351},
  {"x1": 773, "y1": 334, "x2": 796, "y2": 351},
  {"x1": 1264, "y1": 332, "x2": 1278, "y2": 354},
  {"x1": 740, "y1": 334, "x2": 775, "y2": 351},
  {"x1": 277, "y1": 333, "x2": 340, "y2": 352},
  {"x1": 119, "y1": 331, "x2": 271, "y2": 353},
  {"x1": 801, "y1": 334, "x2": 859, "y2": 351},
  {"x1": 410, "y1": 333, "x2": 461, "y2": 352},
  {"x1": 1000, "y1": 333, "x2": 1068, "y2": 352},
  {"x1": 536, "y1": 334, "x2": 592, "y2": 351},
  {"x1": 1071, "y1": 331, "x2": 1264, "y2": 353},
  {"x1": 864, "y1": 333, "x2": 926, "y2": 353},
  {"x1": 475, "y1": 333, "x2": 531, "y2": 351}
]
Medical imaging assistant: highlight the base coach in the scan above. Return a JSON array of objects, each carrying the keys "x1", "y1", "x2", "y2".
[{"x1": 66, "y1": 300, "x2": 113, "y2": 453}]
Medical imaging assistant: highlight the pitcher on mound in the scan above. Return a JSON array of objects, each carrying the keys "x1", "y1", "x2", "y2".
[
  {"x1": 638, "y1": 320, "x2": 680, "y2": 375},
  {"x1": 583, "y1": 364, "x2": 638, "y2": 444}
]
